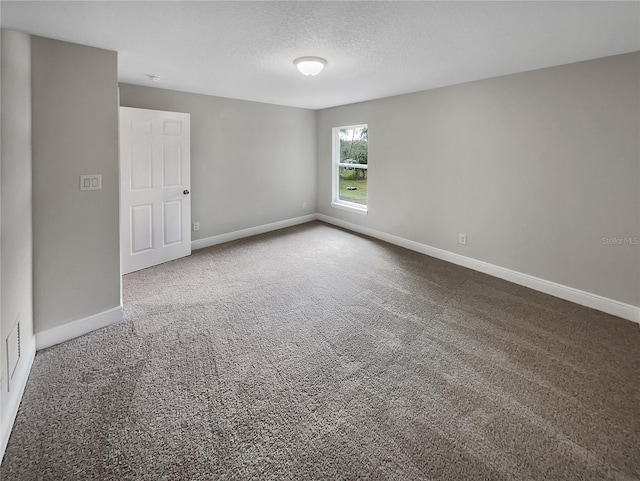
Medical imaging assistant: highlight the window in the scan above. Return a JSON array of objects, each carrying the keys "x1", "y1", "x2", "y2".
[{"x1": 332, "y1": 124, "x2": 368, "y2": 214}]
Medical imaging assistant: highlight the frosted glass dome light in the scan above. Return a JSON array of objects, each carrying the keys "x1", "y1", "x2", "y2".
[{"x1": 294, "y1": 57, "x2": 327, "y2": 76}]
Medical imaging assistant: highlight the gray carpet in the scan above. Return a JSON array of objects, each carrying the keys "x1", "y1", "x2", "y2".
[{"x1": 1, "y1": 221, "x2": 639, "y2": 480}]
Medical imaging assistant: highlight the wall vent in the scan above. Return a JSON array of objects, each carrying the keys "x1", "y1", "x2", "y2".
[{"x1": 6, "y1": 318, "x2": 21, "y2": 392}]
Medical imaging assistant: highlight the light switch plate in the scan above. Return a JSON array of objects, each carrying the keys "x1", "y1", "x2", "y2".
[{"x1": 80, "y1": 174, "x2": 102, "y2": 191}]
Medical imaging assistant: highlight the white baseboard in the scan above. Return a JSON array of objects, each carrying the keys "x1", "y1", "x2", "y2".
[
  {"x1": 317, "y1": 214, "x2": 640, "y2": 324},
  {"x1": 191, "y1": 214, "x2": 318, "y2": 251},
  {"x1": 35, "y1": 305, "x2": 124, "y2": 351},
  {"x1": 0, "y1": 335, "x2": 36, "y2": 463}
]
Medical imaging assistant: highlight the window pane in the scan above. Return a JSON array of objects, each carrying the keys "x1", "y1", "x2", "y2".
[
  {"x1": 339, "y1": 127, "x2": 367, "y2": 166},
  {"x1": 339, "y1": 166, "x2": 367, "y2": 205}
]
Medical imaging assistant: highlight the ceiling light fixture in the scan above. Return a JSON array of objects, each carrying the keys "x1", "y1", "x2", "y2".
[
  {"x1": 294, "y1": 57, "x2": 327, "y2": 76},
  {"x1": 147, "y1": 74, "x2": 162, "y2": 82}
]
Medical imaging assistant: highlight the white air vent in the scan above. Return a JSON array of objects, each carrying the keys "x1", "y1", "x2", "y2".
[{"x1": 6, "y1": 319, "x2": 21, "y2": 391}]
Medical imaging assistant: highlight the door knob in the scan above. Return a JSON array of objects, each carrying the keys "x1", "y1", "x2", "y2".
[{"x1": 183, "y1": 190, "x2": 190, "y2": 195}]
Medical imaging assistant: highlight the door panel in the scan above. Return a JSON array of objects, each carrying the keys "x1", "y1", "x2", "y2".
[
  {"x1": 131, "y1": 144, "x2": 152, "y2": 190},
  {"x1": 131, "y1": 204, "x2": 153, "y2": 254},
  {"x1": 133, "y1": 119, "x2": 152, "y2": 135},
  {"x1": 120, "y1": 107, "x2": 191, "y2": 274},
  {"x1": 162, "y1": 144, "x2": 182, "y2": 187},
  {"x1": 163, "y1": 200, "x2": 182, "y2": 246},
  {"x1": 163, "y1": 119, "x2": 182, "y2": 136}
]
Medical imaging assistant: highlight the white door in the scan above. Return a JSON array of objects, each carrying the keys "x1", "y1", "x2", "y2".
[{"x1": 120, "y1": 107, "x2": 191, "y2": 274}]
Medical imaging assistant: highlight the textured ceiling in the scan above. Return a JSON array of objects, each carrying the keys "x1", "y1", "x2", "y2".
[{"x1": 2, "y1": 1, "x2": 639, "y2": 109}]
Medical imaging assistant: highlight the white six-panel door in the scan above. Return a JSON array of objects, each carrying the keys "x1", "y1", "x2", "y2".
[{"x1": 120, "y1": 107, "x2": 191, "y2": 274}]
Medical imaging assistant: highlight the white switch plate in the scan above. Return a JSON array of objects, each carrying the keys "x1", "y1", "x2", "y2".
[{"x1": 80, "y1": 174, "x2": 102, "y2": 191}]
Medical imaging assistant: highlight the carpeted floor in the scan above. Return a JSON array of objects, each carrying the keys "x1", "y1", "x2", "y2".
[{"x1": 1, "y1": 221, "x2": 639, "y2": 480}]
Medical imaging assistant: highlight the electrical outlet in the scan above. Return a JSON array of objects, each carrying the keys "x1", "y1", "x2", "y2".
[
  {"x1": 193, "y1": 222, "x2": 200, "y2": 231},
  {"x1": 459, "y1": 234, "x2": 467, "y2": 245},
  {"x1": 303, "y1": 202, "x2": 307, "y2": 209}
]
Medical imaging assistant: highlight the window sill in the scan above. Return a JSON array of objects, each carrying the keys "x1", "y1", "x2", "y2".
[{"x1": 331, "y1": 201, "x2": 368, "y2": 215}]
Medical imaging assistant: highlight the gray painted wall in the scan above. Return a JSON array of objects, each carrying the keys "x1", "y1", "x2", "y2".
[
  {"x1": 119, "y1": 85, "x2": 317, "y2": 241},
  {"x1": 0, "y1": 21, "x2": 4, "y2": 443},
  {"x1": 0, "y1": 27, "x2": 33, "y2": 427},
  {"x1": 31, "y1": 36, "x2": 120, "y2": 332},
  {"x1": 0, "y1": 28, "x2": 33, "y2": 450},
  {"x1": 317, "y1": 52, "x2": 640, "y2": 307}
]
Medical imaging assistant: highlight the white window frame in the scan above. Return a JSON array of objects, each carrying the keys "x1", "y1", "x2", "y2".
[{"x1": 331, "y1": 124, "x2": 368, "y2": 215}]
